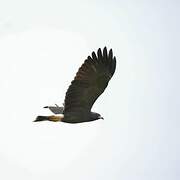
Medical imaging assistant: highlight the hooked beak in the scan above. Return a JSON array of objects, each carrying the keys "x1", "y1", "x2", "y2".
[{"x1": 99, "y1": 116, "x2": 104, "y2": 120}]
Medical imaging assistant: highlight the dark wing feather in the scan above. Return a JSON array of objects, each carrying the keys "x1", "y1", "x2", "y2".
[{"x1": 63, "y1": 47, "x2": 116, "y2": 123}]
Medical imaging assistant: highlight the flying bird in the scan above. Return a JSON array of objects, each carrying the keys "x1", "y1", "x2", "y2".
[{"x1": 34, "y1": 47, "x2": 116, "y2": 123}]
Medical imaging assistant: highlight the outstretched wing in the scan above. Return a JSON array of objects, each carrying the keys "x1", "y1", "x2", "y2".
[{"x1": 63, "y1": 47, "x2": 116, "y2": 122}]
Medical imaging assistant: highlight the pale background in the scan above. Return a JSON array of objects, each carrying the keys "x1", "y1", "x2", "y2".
[{"x1": 0, "y1": 0, "x2": 179, "y2": 179}]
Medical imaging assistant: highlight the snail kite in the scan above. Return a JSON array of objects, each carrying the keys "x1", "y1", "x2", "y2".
[{"x1": 35, "y1": 47, "x2": 116, "y2": 123}]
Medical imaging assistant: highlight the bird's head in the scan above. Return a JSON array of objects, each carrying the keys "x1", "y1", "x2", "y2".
[
  {"x1": 90, "y1": 112, "x2": 104, "y2": 121},
  {"x1": 98, "y1": 114, "x2": 104, "y2": 120}
]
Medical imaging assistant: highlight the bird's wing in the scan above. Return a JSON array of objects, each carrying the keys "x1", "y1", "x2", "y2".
[
  {"x1": 44, "y1": 105, "x2": 64, "y2": 114},
  {"x1": 63, "y1": 47, "x2": 116, "y2": 121}
]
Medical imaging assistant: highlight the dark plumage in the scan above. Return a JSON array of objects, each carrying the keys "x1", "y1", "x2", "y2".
[{"x1": 35, "y1": 47, "x2": 116, "y2": 123}]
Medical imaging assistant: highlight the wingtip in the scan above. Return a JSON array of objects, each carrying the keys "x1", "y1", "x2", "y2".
[
  {"x1": 87, "y1": 56, "x2": 92, "y2": 60},
  {"x1": 103, "y1": 46, "x2": 107, "y2": 51},
  {"x1": 97, "y1": 48, "x2": 102, "y2": 58},
  {"x1": 109, "y1": 49, "x2": 113, "y2": 59},
  {"x1": 102, "y1": 47, "x2": 108, "y2": 59},
  {"x1": 92, "y1": 51, "x2": 97, "y2": 60}
]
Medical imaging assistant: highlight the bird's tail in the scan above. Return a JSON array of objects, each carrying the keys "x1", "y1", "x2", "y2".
[{"x1": 34, "y1": 115, "x2": 64, "y2": 122}]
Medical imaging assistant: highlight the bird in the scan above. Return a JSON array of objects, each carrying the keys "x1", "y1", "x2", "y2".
[{"x1": 34, "y1": 47, "x2": 116, "y2": 123}]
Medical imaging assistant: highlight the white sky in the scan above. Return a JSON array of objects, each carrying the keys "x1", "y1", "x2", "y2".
[{"x1": 0, "y1": 0, "x2": 179, "y2": 180}]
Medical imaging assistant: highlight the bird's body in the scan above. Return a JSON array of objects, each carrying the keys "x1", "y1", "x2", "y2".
[{"x1": 35, "y1": 47, "x2": 116, "y2": 123}]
